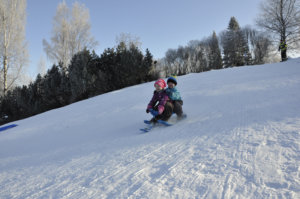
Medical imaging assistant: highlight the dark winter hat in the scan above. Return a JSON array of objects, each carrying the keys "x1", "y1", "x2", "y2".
[{"x1": 167, "y1": 76, "x2": 177, "y2": 86}]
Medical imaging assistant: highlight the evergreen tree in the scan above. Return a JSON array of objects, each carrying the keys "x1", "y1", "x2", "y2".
[
  {"x1": 83, "y1": 51, "x2": 102, "y2": 96},
  {"x1": 68, "y1": 49, "x2": 93, "y2": 102},
  {"x1": 42, "y1": 65, "x2": 64, "y2": 109},
  {"x1": 15, "y1": 85, "x2": 31, "y2": 118},
  {"x1": 208, "y1": 31, "x2": 223, "y2": 69},
  {"x1": 127, "y1": 44, "x2": 144, "y2": 84},
  {"x1": 143, "y1": 49, "x2": 154, "y2": 82},
  {"x1": 115, "y1": 42, "x2": 144, "y2": 87},
  {"x1": 30, "y1": 74, "x2": 45, "y2": 114},
  {"x1": 0, "y1": 40, "x2": 156, "y2": 125},
  {"x1": 57, "y1": 62, "x2": 71, "y2": 105},
  {"x1": 221, "y1": 17, "x2": 252, "y2": 67},
  {"x1": 99, "y1": 48, "x2": 118, "y2": 91}
]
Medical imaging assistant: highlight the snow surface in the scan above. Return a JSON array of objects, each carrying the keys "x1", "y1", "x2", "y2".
[{"x1": 1, "y1": 59, "x2": 300, "y2": 199}]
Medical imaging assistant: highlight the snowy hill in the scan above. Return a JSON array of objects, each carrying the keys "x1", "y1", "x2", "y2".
[{"x1": 1, "y1": 59, "x2": 300, "y2": 198}]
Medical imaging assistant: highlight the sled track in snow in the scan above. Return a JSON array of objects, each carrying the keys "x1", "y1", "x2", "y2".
[
  {"x1": 86, "y1": 118, "x2": 299, "y2": 199},
  {"x1": 1, "y1": 118, "x2": 299, "y2": 198}
]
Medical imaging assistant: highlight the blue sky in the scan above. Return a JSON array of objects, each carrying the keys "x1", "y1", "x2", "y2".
[{"x1": 26, "y1": 0, "x2": 262, "y2": 77}]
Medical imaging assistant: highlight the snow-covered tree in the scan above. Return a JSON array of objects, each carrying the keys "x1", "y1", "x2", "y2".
[
  {"x1": 243, "y1": 26, "x2": 272, "y2": 64},
  {"x1": 162, "y1": 40, "x2": 209, "y2": 76}
]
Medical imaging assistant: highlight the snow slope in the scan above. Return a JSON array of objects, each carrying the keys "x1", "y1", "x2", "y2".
[{"x1": 1, "y1": 59, "x2": 300, "y2": 199}]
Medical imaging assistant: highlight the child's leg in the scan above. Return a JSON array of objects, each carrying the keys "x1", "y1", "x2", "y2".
[
  {"x1": 155, "y1": 102, "x2": 173, "y2": 121},
  {"x1": 173, "y1": 100, "x2": 183, "y2": 117}
]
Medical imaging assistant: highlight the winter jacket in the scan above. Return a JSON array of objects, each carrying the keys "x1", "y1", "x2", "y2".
[
  {"x1": 147, "y1": 90, "x2": 169, "y2": 115},
  {"x1": 165, "y1": 87, "x2": 182, "y2": 101},
  {"x1": 279, "y1": 41, "x2": 287, "y2": 51}
]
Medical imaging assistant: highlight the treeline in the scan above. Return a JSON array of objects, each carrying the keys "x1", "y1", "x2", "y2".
[
  {"x1": 0, "y1": 17, "x2": 275, "y2": 125},
  {"x1": 0, "y1": 43, "x2": 157, "y2": 125},
  {"x1": 159, "y1": 17, "x2": 272, "y2": 76}
]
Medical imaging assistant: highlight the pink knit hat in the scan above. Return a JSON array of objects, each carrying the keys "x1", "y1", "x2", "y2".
[{"x1": 154, "y1": 79, "x2": 167, "y2": 89}]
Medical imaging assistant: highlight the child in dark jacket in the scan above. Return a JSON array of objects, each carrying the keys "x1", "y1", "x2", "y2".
[
  {"x1": 146, "y1": 79, "x2": 173, "y2": 123},
  {"x1": 165, "y1": 76, "x2": 184, "y2": 119}
]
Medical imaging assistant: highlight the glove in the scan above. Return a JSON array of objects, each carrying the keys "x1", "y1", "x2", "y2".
[
  {"x1": 150, "y1": 109, "x2": 159, "y2": 116},
  {"x1": 146, "y1": 109, "x2": 150, "y2": 113}
]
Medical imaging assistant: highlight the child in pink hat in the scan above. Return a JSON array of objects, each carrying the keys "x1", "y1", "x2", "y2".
[{"x1": 146, "y1": 79, "x2": 173, "y2": 123}]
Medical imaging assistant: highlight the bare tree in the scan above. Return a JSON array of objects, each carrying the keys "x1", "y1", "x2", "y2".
[
  {"x1": 0, "y1": 0, "x2": 28, "y2": 95},
  {"x1": 43, "y1": 1, "x2": 98, "y2": 69},
  {"x1": 256, "y1": 0, "x2": 300, "y2": 59},
  {"x1": 37, "y1": 55, "x2": 47, "y2": 76},
  {"x1": 115, "y1": 33, "x2": 142, "y2": 49}
]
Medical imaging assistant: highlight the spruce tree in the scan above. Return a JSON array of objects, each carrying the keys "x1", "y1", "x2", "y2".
[
  {"x1": 208, "y1": 31, "x2": 223, "y2": 69},
  {"x1": 222, "y1": 17, "x2": 252, "y2": 67},
  {"x1": 68, "y1": 49, "x2": 93, "y2": 102},
  {"x1": 143, "y1": 49, "x2": 154, "y2": 82},
  {"x1": 99, "y1": 48, "x2": 118, "y2": 91},
  {"x1": 42, "y1": 65, "x2": 64, "y2": 109}
]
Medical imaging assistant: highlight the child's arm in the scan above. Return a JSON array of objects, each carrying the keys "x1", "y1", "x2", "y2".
[
  {"x1": 157, "y1": 94, "x2": 169, "y2": 114},
  {"x1": 147, "y1": 92, "x2": 156, "y2": 110}
]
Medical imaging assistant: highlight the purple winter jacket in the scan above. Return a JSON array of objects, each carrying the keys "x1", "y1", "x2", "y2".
[{"x1": 147, "y1": 90, "x2": 169, "y2": 115}]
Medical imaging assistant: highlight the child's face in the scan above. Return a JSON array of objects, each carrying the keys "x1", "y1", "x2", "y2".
[
  {"x1": 168, "y1": 82, "x2": 175, "y2": 88},
  {"x1": 155, "y1": 84, "x2": 163, "y2": 91}
]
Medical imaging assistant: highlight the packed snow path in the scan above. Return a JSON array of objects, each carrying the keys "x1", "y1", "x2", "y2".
[{"x1": 0, "y1": 59, "x2": 300, "y2": 198}]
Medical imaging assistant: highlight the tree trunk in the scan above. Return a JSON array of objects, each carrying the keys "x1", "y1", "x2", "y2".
[
  {"x1": 280, "y1": 0, "x2": 287, "y2": 61},
  {"x1": 3, "y1": 56, "x2": 7, "y2": 95}
]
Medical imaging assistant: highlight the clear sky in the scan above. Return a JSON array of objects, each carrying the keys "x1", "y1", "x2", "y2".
[{"x1": 26, "y1": 0, "x2": 263, "y2": 78}]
